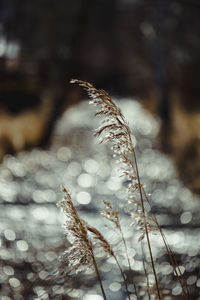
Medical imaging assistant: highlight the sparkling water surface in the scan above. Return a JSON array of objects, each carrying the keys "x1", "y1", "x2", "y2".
[{"x1": 0, "y1": 99, "x2": 199, "y2": 299}]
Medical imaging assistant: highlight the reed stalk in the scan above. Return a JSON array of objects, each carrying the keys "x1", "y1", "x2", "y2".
[{"x1": 65, "y1": 79, "x2": 193, "y2": 300}]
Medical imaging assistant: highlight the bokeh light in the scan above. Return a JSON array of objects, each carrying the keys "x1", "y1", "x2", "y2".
[{"x1": 0, "y1": 99, "x2": 199, "y2": 299}]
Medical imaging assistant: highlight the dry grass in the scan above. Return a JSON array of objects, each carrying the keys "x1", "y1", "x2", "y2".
[{"x1": 56, "y1": 80, "x2": 192, "y2": 300}]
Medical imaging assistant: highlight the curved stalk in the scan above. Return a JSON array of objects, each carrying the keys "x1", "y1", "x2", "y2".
[
  {"x1": 142, "y1": 187, "x2": 191, "y2": 300},
  {"x1": 118, "y1": 224, "x2": 139, "y2": 300},
  {"x1": 130, "y1": 141, "x2": 161, "y2": 299},
  {"x1": 91, "y1": 247, "x2": 107, "y2": 300}
]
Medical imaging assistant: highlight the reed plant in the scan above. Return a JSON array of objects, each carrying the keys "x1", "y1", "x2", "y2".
[{"x1": 57, "y1": 80, "x2": 192, "y2": 299}]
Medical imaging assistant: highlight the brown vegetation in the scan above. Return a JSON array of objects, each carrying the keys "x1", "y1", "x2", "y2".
[{"x1": 57, "y1": 80, "x2": 192, "y2": 300}]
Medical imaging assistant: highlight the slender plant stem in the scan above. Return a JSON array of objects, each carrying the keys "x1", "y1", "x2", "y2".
[
  {"x1": 112, "y1": 253, "x2": 131, "y2": 300},
  {"x1": 132, "y1": 147, "x2": 161, "y2": 300},
  {"x1": 121, "y1": 120, "x2": 161, "y2": 299},
  {"x1": 142, "y1": 188, "x2": 192, "y2": 300},
  {"x1": 141, "y1": 242, "x2": 151, "y2": 300},
  {"x1": 91, "y1": 247, "x2": 107, "y2": 300},
  {"x1": 118, "y1": 224, "x2": 139, "y2": 300},
  {"x1": 162, "y1": 234, "x2": 191, "y2": 300}
]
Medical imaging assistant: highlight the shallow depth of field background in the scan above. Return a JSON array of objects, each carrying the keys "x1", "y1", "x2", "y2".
[{"x1": 0, "y1": 1, "x2": 200, "y2": 299}]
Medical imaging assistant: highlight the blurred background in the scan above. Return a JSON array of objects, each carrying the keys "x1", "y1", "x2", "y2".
[
  {"x1": 0, "y1": 0, "x2": 200, "y2": 191},
  {"x1": 0, "y1": 1, "x2": 200, "y2": 299}
]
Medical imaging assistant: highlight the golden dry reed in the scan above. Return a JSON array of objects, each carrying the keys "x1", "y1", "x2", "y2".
[{"x1": 57, "y1": 80, "x2": 192, "y2": 300}]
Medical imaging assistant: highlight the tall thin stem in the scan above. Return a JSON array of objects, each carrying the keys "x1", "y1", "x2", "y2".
[
  {"x1": 141, "y1": 242, "x2": 151, "y2": 300},
  {"x1": 91, "y1": 247, "x2": 107, "y2": 300},
  {"x1": 132, "y1": 147, "x2": 161, "y2": 300},
  {"x1": 118, "y1": 224, "x2": 139, "y2": 300},
  {"x1": 112, "y1": 253, "x2": 131, "y2": 300},
  {"x1": 121, "y1": 115, "x2": 160, "y2": 298},
  {"x1": 142, "y1": 188, "x2": 191, "y2": 300}
]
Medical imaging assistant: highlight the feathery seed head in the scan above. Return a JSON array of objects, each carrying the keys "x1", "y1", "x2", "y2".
[
  {"x1": 57, "y1": 188, "x2": 93, "y2": 273},
  {"x1": 101, "y1": 200, "x2": 120, "y2": 228}
]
